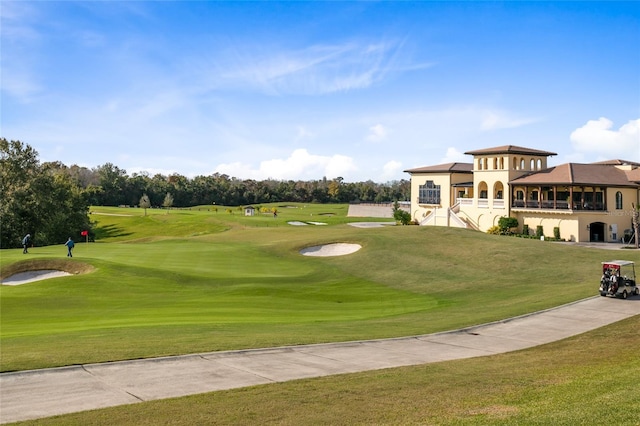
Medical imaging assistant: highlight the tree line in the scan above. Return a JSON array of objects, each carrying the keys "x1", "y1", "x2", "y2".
[
  {"x1": 67, "y1": 162, "x2": 410, "y2": 208},
  {"x1": 1, "y1": 138, "x2": 410, "y2": 248}
]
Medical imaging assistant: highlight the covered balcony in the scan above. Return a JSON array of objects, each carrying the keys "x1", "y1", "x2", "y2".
[{"x1": 511, "y1": 185, "x2": 607, "y2": 211}]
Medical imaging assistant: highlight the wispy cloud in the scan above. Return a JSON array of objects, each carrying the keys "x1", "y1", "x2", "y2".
[
  {"x1": 216, "y1": 39, "x2": 411, "y2": 95},
  {"x1": 480, "y1": 110, "x2": 540, "y2": 131},
  {"x1": 366, "y1": 124, "x2": 389, "y2": 142}
]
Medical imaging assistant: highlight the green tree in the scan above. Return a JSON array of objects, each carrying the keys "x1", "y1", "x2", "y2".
[
  {"x1": 392, "y1": 200, "x2": 412, "y2": 225},
  {"x1": 95, "y1": 162, "x2": 128, "y2": 206},
  {"x1": 139, "y1": 194, "x2": 151, "y2": 216},
  {"x1": 0, "y1": 138, "x2": 90, "y2": 248}
]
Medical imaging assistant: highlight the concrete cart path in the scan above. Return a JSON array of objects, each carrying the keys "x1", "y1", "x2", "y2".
[{"x1": 2, "y1": 296, "x2": 639, "y2": 424}]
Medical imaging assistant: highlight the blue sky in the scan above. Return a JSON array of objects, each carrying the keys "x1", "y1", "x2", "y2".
[{"x1": 2, "y1": 1, "x2": 639, "y2": 182}]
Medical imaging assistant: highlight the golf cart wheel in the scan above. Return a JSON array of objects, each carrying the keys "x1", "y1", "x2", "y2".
[
  {"x1": 635, "y1": 288, "x2": 640, "y2": 296},
  {"x1": 622, "y1": 291, "x2": 628, "y2": 300}
]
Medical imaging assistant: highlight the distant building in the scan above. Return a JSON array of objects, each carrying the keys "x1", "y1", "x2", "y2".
[
  {"x1": 244, "y1": 206, "x2": 256, "y2": 216},
  {"x1": 405, "y1": 145, "x2": 640, "y2": 243}
]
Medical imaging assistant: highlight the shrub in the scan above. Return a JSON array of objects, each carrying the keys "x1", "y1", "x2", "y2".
[
  {"x1": 536, "y1": 225, "x2": 544, "y2": 238},
  {"x1": 522, "y1": 224, "x2": 529, "y2": 236},
  {"x1": 553, "y1": 227, "x2": 561, "y2": 240},
  {"x1": 487, "y1": 226, "x2": 501, "y2": 235},
  {"x1": 498, "y1": 217, "x2": 518, "y2": 234}
]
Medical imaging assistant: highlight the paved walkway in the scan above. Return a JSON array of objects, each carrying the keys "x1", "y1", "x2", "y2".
[{"x1": 1, "y1": 296, "x2": 639, "y2": 424}]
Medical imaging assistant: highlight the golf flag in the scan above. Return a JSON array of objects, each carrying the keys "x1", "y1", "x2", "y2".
[{"x1": 81, "y1": 230, "x2": 88, "y2": 236}]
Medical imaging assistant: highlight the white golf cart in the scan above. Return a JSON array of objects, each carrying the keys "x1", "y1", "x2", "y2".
[{"x1": 599, "y1": 260, "x2": 639, "y2": 299}]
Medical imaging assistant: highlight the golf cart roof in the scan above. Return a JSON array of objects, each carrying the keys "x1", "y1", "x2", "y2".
[{"x1": 602, "y1": 260, "x2": 635, "y2": 267}]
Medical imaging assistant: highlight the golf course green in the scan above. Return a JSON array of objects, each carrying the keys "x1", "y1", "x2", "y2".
[
  {"x1": 3, "y1": 203, "x2": 636, "y2": 373},
  {"x1": 2, "y1": 203, "x2": 639, "y2": 424}
]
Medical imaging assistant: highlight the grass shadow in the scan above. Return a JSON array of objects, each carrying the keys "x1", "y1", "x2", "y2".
[{"x1": 93, "y1": 224, "x2": 133, "y2": 240}]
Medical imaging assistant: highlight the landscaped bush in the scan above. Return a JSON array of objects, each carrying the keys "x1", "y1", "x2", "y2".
[
  {"x1": 486, "y1": 225, "x2": 501, "y2": 235},
  {"x1": 553, "y1": 227, "x2": 561, "y2": 240},
  {"x1": 536, "y1": 225, "x2": 544, "y2": 238},
  {"x1": 498, "y1": 216, "x2": 518, "y2": 234},
  {"x1": 522, "y1": 224, "x2": 529, "y2": 236}
]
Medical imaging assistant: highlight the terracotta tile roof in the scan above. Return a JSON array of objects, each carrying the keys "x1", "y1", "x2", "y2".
[
  {"x1": 592, "y1": 159, "x2": 640, "y2": 167},
  {"x1": 464, "y1": 145, "x2": 557, "y2": 156},
  {"x1": 511, "y1": 163, "x2": 639, "y2": 187},
  {"x1": 404, "y1": 162, "x2": 473, "y2": 174},
  {"x1": 625, "y1": 168, "x2": 640, "y2": 183}
]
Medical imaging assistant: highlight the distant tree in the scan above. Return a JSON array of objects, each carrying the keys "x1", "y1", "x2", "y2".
[
  {"x1": 95, "y1": 163, "x2": 128, "y2": 206},
  {"x1": 139, "y1": 194, "x2": 151, "y2": 216},
  {"x1": 162, "y1": 192, "x2": 174, "y2": 211},
  {"x1": 328, "y1": 177, "x2": 343, "y2": 200}
]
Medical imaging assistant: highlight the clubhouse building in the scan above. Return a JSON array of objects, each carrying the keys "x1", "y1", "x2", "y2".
[{"x1": 404, "y1": 145, "x2": 640, "y2": 243}]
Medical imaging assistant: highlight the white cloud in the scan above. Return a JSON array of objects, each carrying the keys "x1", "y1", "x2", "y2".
[
  {"x1": 382, "y1": 160, "x2": 402, "y2": 180},
  {"x1": 214, "y1": 148, "x2": 357, "y2": 180},
  {"x1": 440, "y1": 147, "x2": 468, "y2": 164},
  {"x1": 366, "y1": 124, "x2": 389, "y2": 142},
  {"x1": 570, "y1": 118, "x2": 640, "y2": 161}
]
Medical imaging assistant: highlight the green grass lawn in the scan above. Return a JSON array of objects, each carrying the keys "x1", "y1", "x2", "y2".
[
  {"x1": 1, "y1": 204, "x2": 638, "y2": 373},
  {"x1": 10, "y1": 315, "x2": 640, "y2": 425},
  {"x1": 2, "y1": 203, "x2": 640, "y2": 424}
]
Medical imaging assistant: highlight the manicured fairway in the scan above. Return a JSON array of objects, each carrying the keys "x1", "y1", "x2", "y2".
[
  {"x1": 13, "y1": 315, "x2": 639, "y2": 425},
  {"x1": 2, "y1": 204, "x2": 638, "y2": 372}
]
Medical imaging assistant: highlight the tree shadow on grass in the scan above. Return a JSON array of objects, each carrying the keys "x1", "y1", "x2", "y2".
[{"x1": 93, "y1": 224, "x2": 133, "y2": 240}]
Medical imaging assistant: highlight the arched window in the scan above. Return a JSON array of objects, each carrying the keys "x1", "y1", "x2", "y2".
[
  {"x1": 478, "y1": 181, "x2": 489, "y2": 199},
  {"x1": 478, "y1": 159, "x2": 483, "y2": 170},
  {"x1": 520, "y1": 158, "x2": 525, "y2": 170},
  {"x1": 499, "y1": 157, "x2": 504, "y2": 169},
  {"x1": 616, "y1": 192, "x2": 623, "y2": 210},
  {"x1": 530, "y1": 159, "x2": 536, "y2": 170},
  {"x1": 537, "y1": 159, "x2": 542, "y2": 170},
  {"x1": 493, "y1": 181, "x2": 504, "y2": 199},
  {"x1": 493, "y1": 157, "x2": 498, "y2": 170},
  {"x1": 513, "y1": 157, "x2": 518, "y2": 170}
]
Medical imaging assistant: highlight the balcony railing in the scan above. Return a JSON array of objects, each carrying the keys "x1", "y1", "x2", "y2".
[{"x1": 512, "y1": 200, "x2": 606, "y2": 211}]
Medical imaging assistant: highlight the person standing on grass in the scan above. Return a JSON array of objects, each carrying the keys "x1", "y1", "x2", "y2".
[
  {"x1": 65, "y1": 237, "x2": 75, "y2": 257},
  {"x1": 22, "y1": 234, "x2": 31, "y2": 254}
]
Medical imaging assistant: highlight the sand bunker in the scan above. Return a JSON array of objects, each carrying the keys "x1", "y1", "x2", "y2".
[
  {"x1": 300, "y1": 243, "x2": 362, "y2": 257},
  {"x1": 348, "y1": 222, "x2": 396, "y2": 228},
  {"x1": 1, "y1": 270, "x2": 72, "y2": 286}
]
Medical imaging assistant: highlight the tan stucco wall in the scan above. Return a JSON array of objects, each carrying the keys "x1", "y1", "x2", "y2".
[
  {"x1": 409, "y1": 173, "x2": 459, "y2": 222},
  {"x1": 514, "y1": 210, "x2": 635, "y2": 243}
]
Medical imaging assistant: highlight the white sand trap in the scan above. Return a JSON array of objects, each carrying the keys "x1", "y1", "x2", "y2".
[
  {"x1": 300, "y1": 243, "x2": 362, "y2": 257},
  {"x1": 348, "y1": 222, "x2": 396, "y2": 228},
  {"x1": 1, "y1": 270, "x2": 71, "y2": 286},
  {"x1": 288, "y1": 221, "x2": 309, "y2": 226}
]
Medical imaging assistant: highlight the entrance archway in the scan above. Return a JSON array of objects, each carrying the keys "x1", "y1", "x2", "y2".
[{"x1": 589, "y1": 222, "x2": 605, "y2": 242}]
